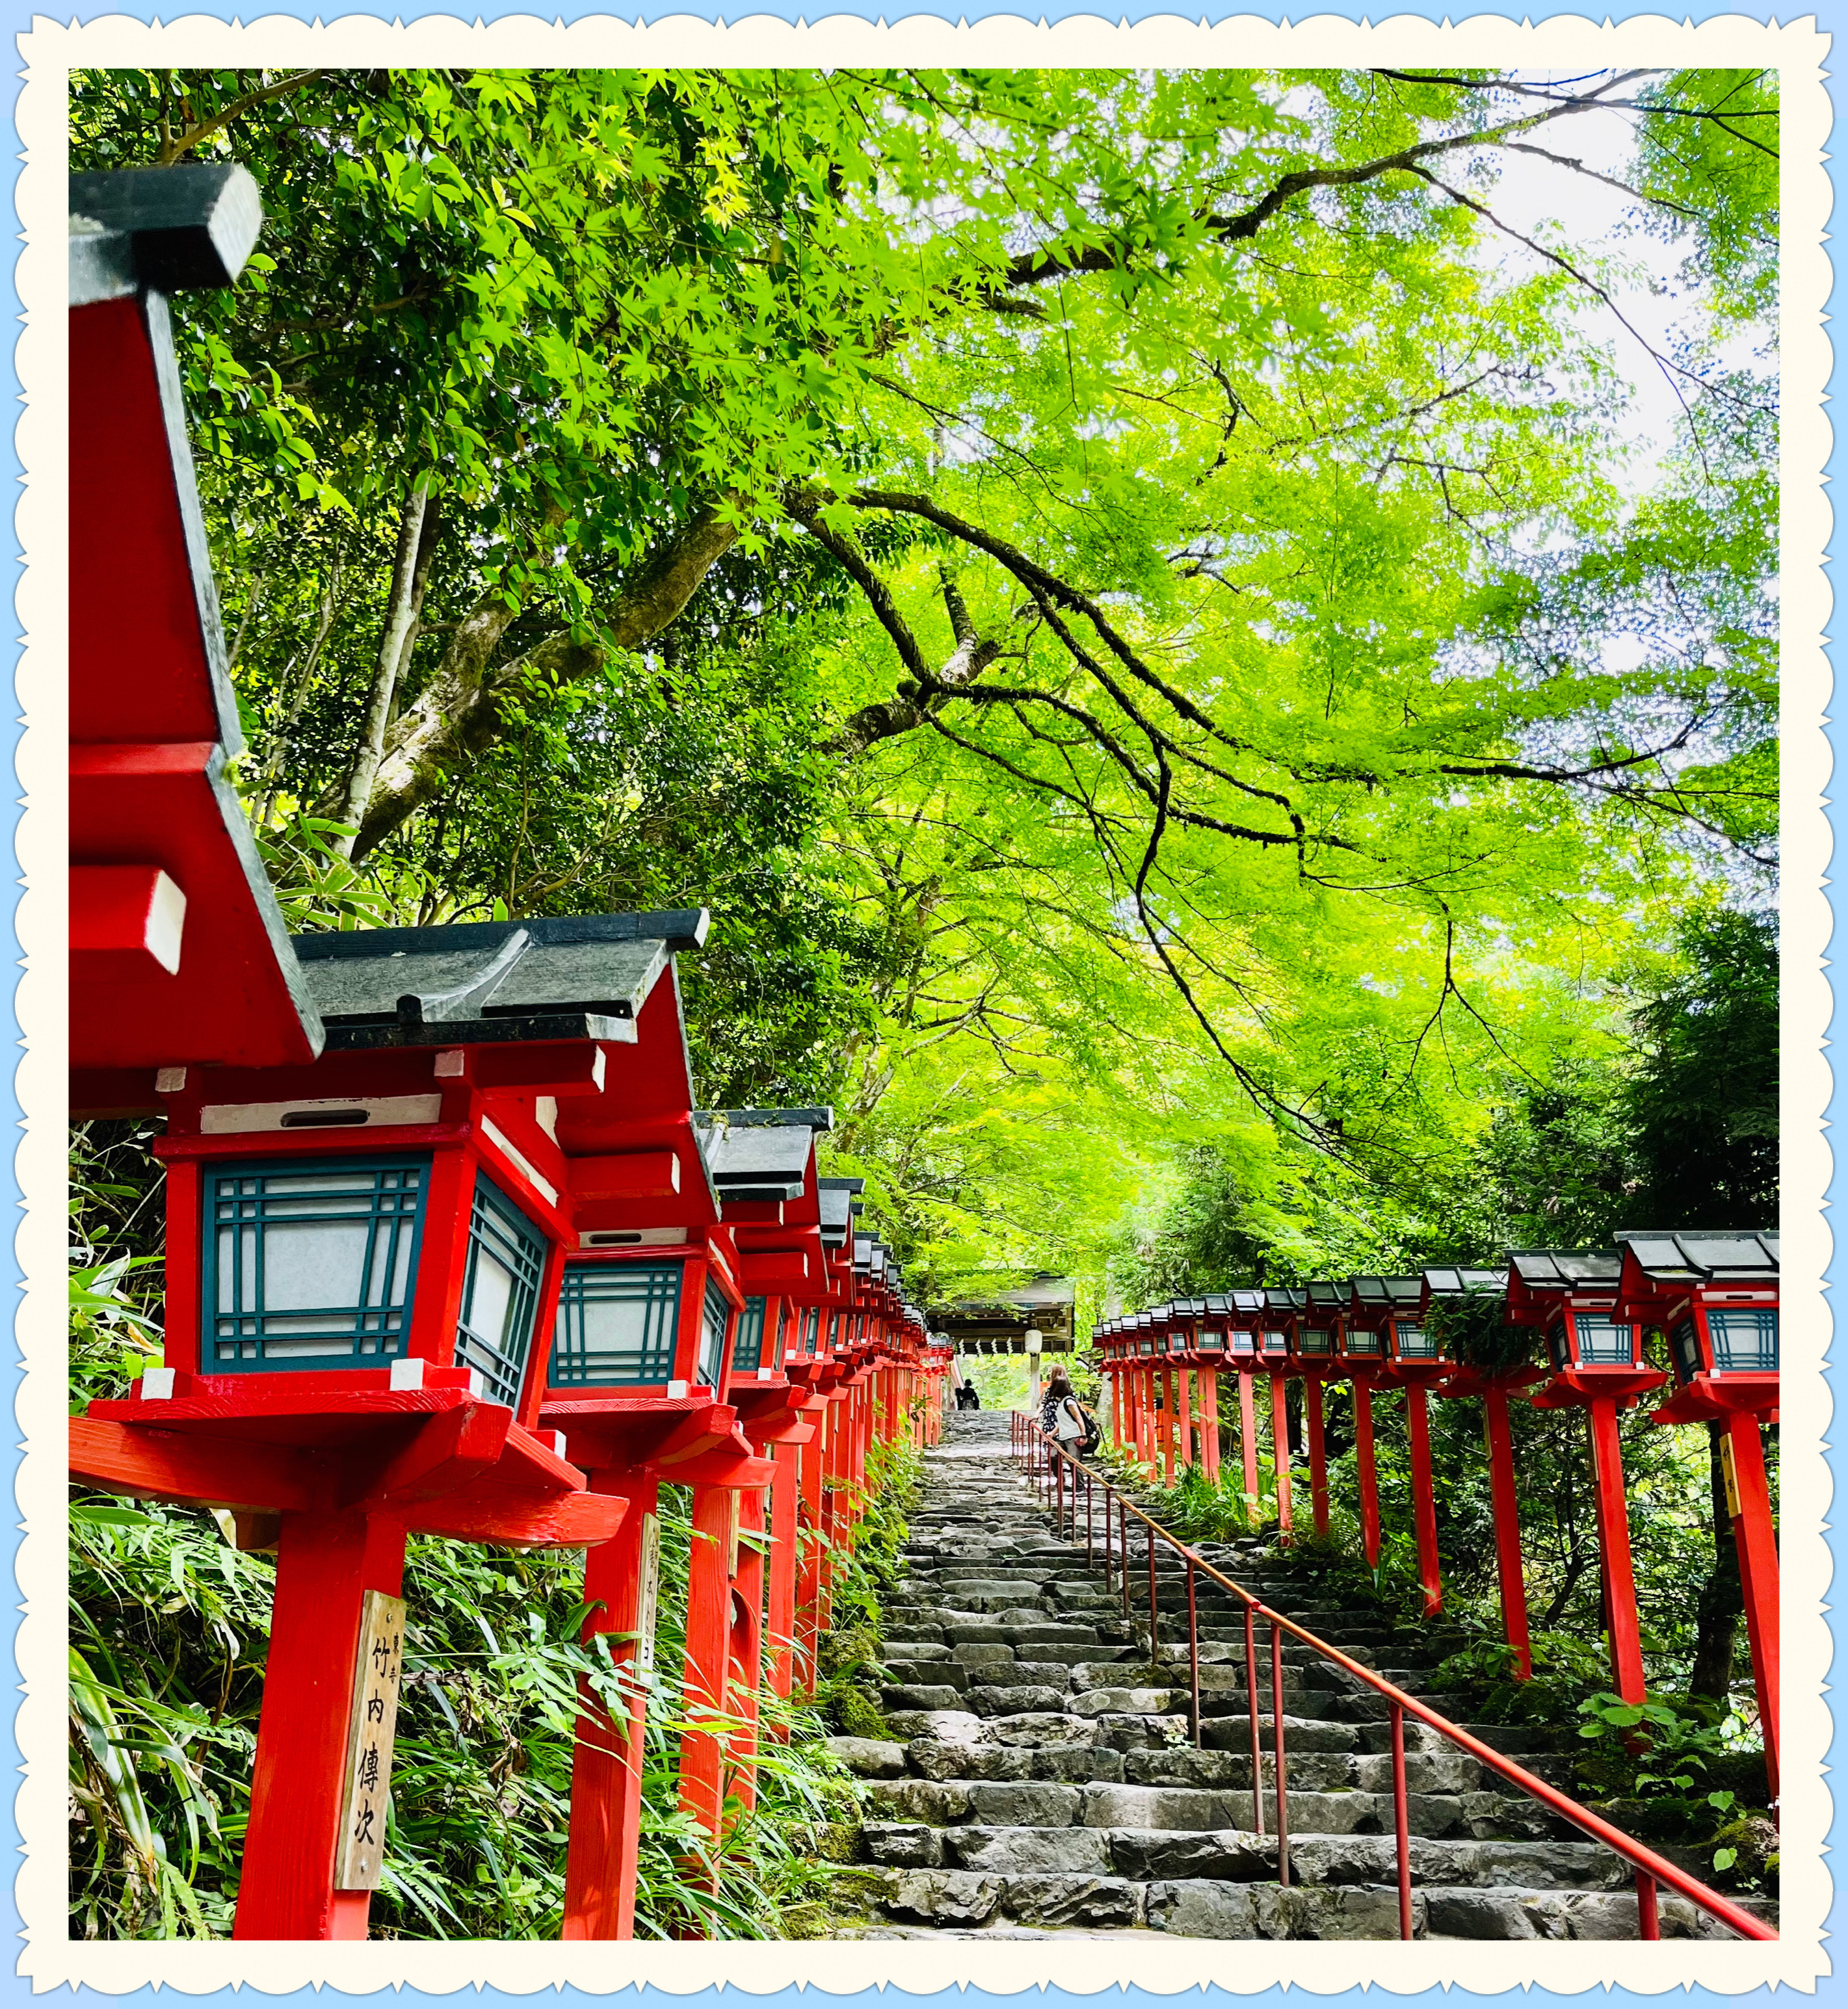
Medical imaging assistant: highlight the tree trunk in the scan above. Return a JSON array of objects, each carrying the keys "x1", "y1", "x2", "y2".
[
  {"x1": 1688, "y1": 1419, "x2": 1745, "y2": 1707},
  {"x1": 337, "y1": 477, "x2": 432, "y2": 856},
  {"x1": 349, "y1": 501, "x2": 740, "y2": 861}
]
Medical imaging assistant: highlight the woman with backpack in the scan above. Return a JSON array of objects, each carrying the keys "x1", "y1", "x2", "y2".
[{"x1": 1040, "y1": 1371, "x2": 1099, "y2": 1457}]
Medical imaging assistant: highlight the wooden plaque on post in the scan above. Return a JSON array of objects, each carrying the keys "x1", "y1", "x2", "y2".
[{"x1": 336, "y1": 1588, "x2": 406, "y2": 1891}]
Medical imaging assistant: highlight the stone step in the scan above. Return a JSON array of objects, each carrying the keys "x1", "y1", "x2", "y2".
[{"x1": 847, "y1": 1413, "x2": 1699, "y2": 1942}]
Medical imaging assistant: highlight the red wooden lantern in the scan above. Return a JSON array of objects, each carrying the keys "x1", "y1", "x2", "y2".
[
  {"x1": 1222, "y1": 1288, "x2": 1266, "y2": 1509},
  {"x1": 1282, "y1": 1284, "x2": 1345, "y2": 1538},
  {"x1": 521, "y1": 987, "x2": 789, "y2": 1936},
  {"x1": 1427, "y1": 1266, "x2": 1538, "y2": 1680},
  {"x1": 1178, "y1": 1298, "x2": 1224, "y2": 1484},
  {"x1": 1350, "y1": 1275, "x2": 1444, "y2": 1603},
  {"x1": 1505, "y1": 1248, "x2": 1664, "y2": 1707},
  {"x1": 65, "y1": 164, "x2": 646, "y2": 1943},
  {"x1": 1254, "y1": 1289, "x2": 1302, "y2": 1537},
  {"x1": 76, "y1": 913, "x2": 714, "y2": 1938},
  {"x1": 700, "y1": 1109, "x2": 836, "y2": 1795},
  {"x1": 70, "y1": 165, "x2": 324, "y2": 1117},
  {"x1": 1618, "y1": 1230, "x2": 1779, "y2": 1798}
]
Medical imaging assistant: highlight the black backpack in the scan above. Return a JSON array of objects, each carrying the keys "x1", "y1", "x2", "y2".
[{"x1": 1067, "y1": 1398, "x2": 1102, "y2": 1454}]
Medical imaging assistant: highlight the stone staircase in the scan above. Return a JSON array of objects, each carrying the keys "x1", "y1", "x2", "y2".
[{"x1": 828, "y1": 1410, "x2": 1760, "y2": 1941}]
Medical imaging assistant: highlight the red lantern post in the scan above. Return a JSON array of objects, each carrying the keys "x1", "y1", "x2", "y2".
[
  {"x1": 1514, "y1": 1250, "x2": 1669, "y2": 1709},
  {"x1": 1257, "y1": 1290, "x2": 1300, "y2": 1538},
  {"x1": 1225, "y1": 1293, "x2": 1265, "y2": 1514},
  {"x1": 1429, "y1": 1265, "x2": 1542, "y2": 1682},
  {"x1": 1189, "y1": 1298, "x2": 1228, "y2": 1484},
  {"x1": 1332, "y1": 1283, "x2": 1395, "y2": 1569},
  {"x1": 1356, "y1": 1276, "x2": 1453, "y2": 1618},
  {"x1": 1619, "y1": 1231, "x2": 1780, "y2": 1798},
  {"x1": 705, "y1": 1110, "x2": 835, "y2": 1714},
  {"x1": 1288, "y1": 1282, "x2": 1349, "y2": 1540}
]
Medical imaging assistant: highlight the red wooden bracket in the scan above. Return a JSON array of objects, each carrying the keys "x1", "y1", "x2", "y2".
[{"x1": 71, "y1": 1415, "x2": 323, "y2": 1514}]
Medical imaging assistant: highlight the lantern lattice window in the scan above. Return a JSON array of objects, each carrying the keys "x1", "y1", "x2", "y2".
[
  {"x1": 698, "y1": 1276, "x2": 732, "y2": 1386},
  {"x1": 455, "y1": 1177, "x2": 548, "y2": 1408},
  {"x1": 733, "y1": 1295, "x2": 769, "y2": 1371},
  {"x1": 1708, "y1": 1307, "x2": 1778, "y2": 1372},
  {"x1": 205, "y1": 1156, "x2": 427, "y2": 1372},
  {"x1": 551, "y1": 1261, "x2": 682, "y2": 1386},
  {"x1": 1299, "y1": 1327, "x2": 1333, "y2": 1356},
  {"x1": 1574, "y1": 1318, "x2": 1633, "y2": 1365}
]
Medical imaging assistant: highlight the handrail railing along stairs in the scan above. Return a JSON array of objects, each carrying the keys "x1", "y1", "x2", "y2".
[{"x1": 1009, "y1": 1411, "x2": 1774, "y2": 1943}]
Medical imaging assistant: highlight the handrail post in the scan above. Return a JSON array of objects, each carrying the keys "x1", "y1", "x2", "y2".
[
  {"x1": 1245, "y1": 1604, "x2": 1264, "y2": 1836},
  {"x1": 1085, "y1": 1460, "x2": 1094, "y2": 1564},
  {"x1": 1187, "y1": 1558, "x2": 1202, "y2": 1750},
  {"x1": 1146, "y1": 1513, "x2": 1159, "y2": 1660},
  {"x1": 1120, "y1": 1497, "x2": 1130, "y2": 1617},
  {"x1": 1636, "y1": 1872, "x2": 1661, "y2": 1941},
  {"x1": 1392, "y1": 1702, "x2": 1413, "y2": 1941},
  {"x1": 1271, "y1": 1616, "x2": 1289, "y2": 1888}
]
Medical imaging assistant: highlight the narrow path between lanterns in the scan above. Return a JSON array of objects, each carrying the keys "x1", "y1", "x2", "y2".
[{"x1": 828, "y1": 1411, "x2": 1762, "y2": 1941}]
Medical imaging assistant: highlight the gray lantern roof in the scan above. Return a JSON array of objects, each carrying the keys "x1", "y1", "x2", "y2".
[
  {"x1": 1202, "y1": 1293, "x2": 1231, "y2": 1315},
  {"x1": 1508, "y1": 1250, "x2": 1622, "y2": 1290},
  {"x1": 1229, "y1": 1288, "x2": 1267, "y2": 1316},
  {"x1": 1265, "y1": 1286, "x2": 1308, "y2": 1311},
  {"x1": 293, "y1": 910, "x2": 708, "y2": 1049},
  {"x1": 1351, "y1": 1275, "x2": 1427, "y2": 1311},
  {"x1": 1422, "y1": 1266, "x2": 1510, "y2": 1300},
  {"x1": 853, "y1": 1235, "x2": 875, "y2": 1276},
  {"x1": 1615, "y1": 1231, "x2": 1779, "y2": 1283},
  {"x1": 72, "y1": 163, "x2": 264, "y2": 307},
  {"x1": 700, "y1": 1108, "x2": 832, "y2": 1204},
  {"x1": 1303, "y1": 1281, "x2": 1347, "y2": 1312},
  {"x1": 817, "y1": 1177, "x2": 864, "y2": 1248}
]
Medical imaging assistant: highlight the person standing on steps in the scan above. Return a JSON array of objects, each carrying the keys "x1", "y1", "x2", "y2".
[{"x1": 1041, "y1": 1369, "x2": 1089, "y2": 1455}]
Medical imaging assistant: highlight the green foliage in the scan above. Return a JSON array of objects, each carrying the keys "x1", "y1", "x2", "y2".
[
  {"x1": 1626, "y1": 908, "x2": 1778, "y2": 1226},
  {"x1": 1423, "y1": 1294, "x2": 1535, "y2": 1374},
  {"x1": 66, "y1": 68, "x2": 1778, "y2": 1313}
]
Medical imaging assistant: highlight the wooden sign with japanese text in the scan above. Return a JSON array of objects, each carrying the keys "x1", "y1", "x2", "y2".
[
  {"x1": 336, "y1": 1588, "x2": 406, "y2": 1891},
  {"x1": 634, "y1": 1512, "x2": 661, "y2": 1675}
]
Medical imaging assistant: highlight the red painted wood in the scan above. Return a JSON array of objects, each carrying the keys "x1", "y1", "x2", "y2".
[
  {"x1": 90, "y1": 1382, "x2": 481, "y2": 1427},
  {"x1": 1724, "y1": 1413, "x2": 1780, "y2": 1798},
  {"x1": 470, "y1": 1041, "x2": 608, "y2": 1095},
  {"x1": 70, "y1": 298, "x2": 320, "y2": 1077},
  {"x1": 1405, "y1": 1385, "x2": 1442, "y2": 1618},
  {"x1": 1199, "y1": 1369, "x2": 1221, "y2": 1484},
  {"x1": 563, "y1": 1466, "x2": 658, "y2": 1939},
  {"x1": 766, "y1": 1438, "x2": 802, "y2": 1700},
  {"x1": 1270, "y1": 1375, "x2": 1293, "y2": 1539},
  {"x1": 1176, "y1": 1369, "x2": 1194, "y2": 1470},
  {"x1": 1157, "y1": 1367, "x2": 1176, "y2": 1484},
  {"x1": 1483, "y1": 1388, "x2": 1533, "y2": 1680},
  {"x1": 1238, "y1": 1371, "x2": 1260, "y2": 1504},
  {"x1": 569, "y1": 1151, "x2": 682, "y2": 1200},
  {"x1": 726, "y1": 1484, "x2": 768, "y2": 1819},
  {"x1": 1354, "y1": 1381, "x2": 1381, "y2": 1568},
  {"x1": 1304, "y1": 1377, "x2": 1330, "y2": 1538},
  {"x1": 70, "y1": 1415, "x2": 321, "y2": 1512},
  {"x1": 1586, "y1": 1395, "x2": 1646, "y2": 1704},
  {"x1": 678, "y1": 1482, "x2": 735, "y2": 1846},
  {"x1": 797, "y1": 1413, "x2": 825, "y2": 1683},
  {"x1": 342, "y1": 1402, "x2": 510, "y2": 1510},
  {"x1": 233, "y1": 1511, "x2": 405, "y2": 1939}
]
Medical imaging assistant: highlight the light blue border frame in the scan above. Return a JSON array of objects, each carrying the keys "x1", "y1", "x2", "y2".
[{"x1": 23, "y1": 17, "x2": 1832, "y2": 2008}]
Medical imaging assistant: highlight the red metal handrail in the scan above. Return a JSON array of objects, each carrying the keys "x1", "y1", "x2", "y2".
[{"x1": 1007, "y1": 1410, "x2": 1773, "y2": 1942}]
